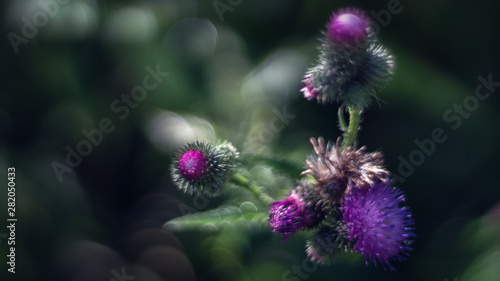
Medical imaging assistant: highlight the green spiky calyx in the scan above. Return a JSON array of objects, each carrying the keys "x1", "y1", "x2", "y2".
[
  {"x1": 171, "y1": 140, "x2": 239, "y2": 196},
  {"x1": 290, "y1": 182, "x2": 328, "y2": 229},
  {"x1": 306, "y1": 222, "x2": 352, "y2": 265}
]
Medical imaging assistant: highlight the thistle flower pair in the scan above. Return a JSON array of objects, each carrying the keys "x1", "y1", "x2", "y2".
[
  {"x1": 269, "y1": 136, "x2": 390, "y2": 240},
  {"x1": 304, "y1": 181, "x2": 414, "y2": 270},
  {"x1": 269, "y1": 138, "x2": 415, "y2": 270}
]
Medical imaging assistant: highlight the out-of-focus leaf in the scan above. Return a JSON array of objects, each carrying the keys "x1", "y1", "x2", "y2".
[{"x1": 164, "y1": 203, "x2": 268, "y2": 232}]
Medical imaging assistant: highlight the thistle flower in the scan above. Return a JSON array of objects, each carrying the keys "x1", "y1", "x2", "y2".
[
  {"x1": 302, "y1": 137, "x2": 389, "y2": 204},
  {"x1": 301, "y1": 8, "x2": 394, "y2": 108},
  {"x1": 269, "y1": 189, "x2": 318, "y2": 240},
  {"x1": 306, "y1": 223, "x2": 352, "y2": 265},
  {"x1": 340, "y1": 182, "x2": 415, "y2": 270},
  {"x1": 171, "y1": 141, "x2": 239, "y2": 196},
  {"x1": 178, "y1": 150, "x2": 207, "y2": 181}
]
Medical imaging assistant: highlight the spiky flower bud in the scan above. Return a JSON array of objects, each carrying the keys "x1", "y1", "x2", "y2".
[
  {"x1": 291, "y1": 183, "x2": 327, "y2": 228},
  {"x1": 306, "y1": 223, "x2": 352, "y2": 265},
  {"x1": 302, "y1": 137, "x2": 389, "y2": 204},
  {"x1": 171, "y1": 141, "x2": 239, "y2": 196},
  {"x1": 301, "y1": 8, "x2": 394, "y2": 108},
  {"x1": 340, "y1": 182, "x2": 415, "y2": 270},
  {"x1": 269, "y1": 193, "x2": 305, "y2": 240},
  {"x1": 269, "y1": 188, "x2": 321, "y2": 241}
]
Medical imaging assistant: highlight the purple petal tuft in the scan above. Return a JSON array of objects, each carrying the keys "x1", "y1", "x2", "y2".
[{"x1": 341, "y1": 182, "x2": 415, "y2": 270}]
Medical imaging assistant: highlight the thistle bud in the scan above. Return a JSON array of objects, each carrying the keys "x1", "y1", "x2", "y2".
[
  {"x1": 306, "y1": 224, "x2": 352, "y2": 265},
  {"x1": 301, "y1": 8, "x2": 394, "y2": 108},
  {"x1": 171, "y1": 141, "x2": 239, "y2": 196},
  {"x1": 269, "y1": 182, "x2": 326, "y2": 240},
  {"x1": 269, "y1": 193, "x2": 306, "y2": 240}
]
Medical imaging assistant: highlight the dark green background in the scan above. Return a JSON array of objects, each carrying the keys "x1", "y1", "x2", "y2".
[{"x1": 1, "y1": 0, "x2": 499, "y2": 280}]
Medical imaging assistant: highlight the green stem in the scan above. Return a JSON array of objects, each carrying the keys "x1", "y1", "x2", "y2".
[
  {"x1": 341, "y1": 106, "x2": 361, "y2": 151},
  {"x1": 230, "y1": 174, "x2": 274, "y2": 206},
  {"x1": 338, "y1": 106, "x2": 348, "y2": 132}
]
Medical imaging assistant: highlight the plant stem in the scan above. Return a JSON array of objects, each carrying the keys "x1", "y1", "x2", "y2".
[
  {"x1": 341, "y1": 106, "x2": 361, "y2": 151},
  {"x1": 230, "y1": 174, "x2": 274, "y2": 206},
  {"x1": 338, "y1": 106, "x2": 348, "y2": 132}
]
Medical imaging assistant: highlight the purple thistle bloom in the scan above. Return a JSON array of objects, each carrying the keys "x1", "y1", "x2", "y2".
[
  {"x1": 171, "y1": 141, "x2": 239, "y2": 196},
  {"x1": 269, "y1": 192, "x2": 309, "y2": 240},
  {"x1": 340, "y1": 182, "x2": 415, "y2": 270},
  {"x1": 178, "y1": 150, "x2": 207, "y2": 181},
  {"x1": 328, "y1": 9, "x2": 369, "y2": 46}
]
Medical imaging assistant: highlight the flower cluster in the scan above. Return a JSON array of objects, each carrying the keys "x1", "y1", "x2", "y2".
[
  {"x1": 301, "y1": 8, "x2": 393, "y2": 108},
  {"x1": 170, "y1": 6, "x2": 414, "y2": 272},
  {"x1": 268, "y1": 8, "x2": 414, "y2": 270},
  {"x1": 269, "y1": 138, "x2": 414, "y2": 269}
]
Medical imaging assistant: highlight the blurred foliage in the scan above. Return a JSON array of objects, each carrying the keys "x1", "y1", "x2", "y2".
[{"x1": 0, "y1": 0, "x2": 500, "y2": 281}]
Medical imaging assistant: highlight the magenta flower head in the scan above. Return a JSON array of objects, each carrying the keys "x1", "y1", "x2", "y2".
[
  {"x1": 300, "y1": 7, "x2": 393, "y2": 108},
  {"x1": 327, "y1": 9, "x2": 369, "y2": 46},
  {"x1": 171, "y1": 141, "x2": 239, "y2": 196},
  {"x1": 178, "y1": 150, "x2": 207, "y2": 180},
  {"x1": 340, "y1": 182, "x2": 415, "y2": 270},
  {"x1": 269, "y1": 191, "x2": 315, "y2": 241}
]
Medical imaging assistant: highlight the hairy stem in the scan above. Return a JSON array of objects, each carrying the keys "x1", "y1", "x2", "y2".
[
  {"x1": 341, "y1": 106, "x2": 361, "y2": 151},
  {"x1": 230, "y1": 174, "x2": 274, "y2": 206},
  {"x1": 338, "y1": 106, "x2": 348, "y2": 132}
]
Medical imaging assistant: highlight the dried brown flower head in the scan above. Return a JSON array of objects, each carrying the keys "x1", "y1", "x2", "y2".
[{"x1": 302, "y1": 137, "x2": 389, "y2": 204}]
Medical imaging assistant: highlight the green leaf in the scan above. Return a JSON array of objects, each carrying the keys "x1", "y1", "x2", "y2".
[{"x1": 164, "y1": 202, "x2": 269, "y2": 232}]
